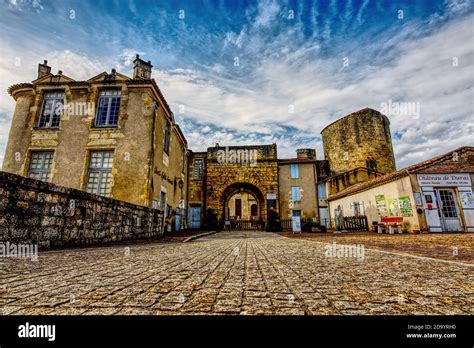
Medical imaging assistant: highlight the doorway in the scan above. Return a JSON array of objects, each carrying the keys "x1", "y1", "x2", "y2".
[
  {"x1": 435, "y1": 188, "x2": 463, "y2": 232},
  {"x1": 189, "y1": 204, "x2": 201, "y2": 229}
]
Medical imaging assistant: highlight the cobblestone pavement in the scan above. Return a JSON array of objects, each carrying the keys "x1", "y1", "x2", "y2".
[
  {"x1": 0, "y1": 231, "x2": 472, "y2": 315},
  {"x1": 280, "y1": 232, "x2": 474, "y2": 264}
]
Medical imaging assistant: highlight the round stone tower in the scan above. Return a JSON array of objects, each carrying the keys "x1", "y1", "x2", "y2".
[{"x1": 321, "y1": 108, "x2": 396, "y2": 175}]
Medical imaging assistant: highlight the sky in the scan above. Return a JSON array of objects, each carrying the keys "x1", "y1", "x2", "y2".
[{"x1": 0, "y1": 0, "x2": 473, "y2": 169}]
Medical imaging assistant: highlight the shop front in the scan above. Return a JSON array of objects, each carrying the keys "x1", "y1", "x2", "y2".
[{"x1": 417, "y1": 173, "x2": 474, "y2": 232}]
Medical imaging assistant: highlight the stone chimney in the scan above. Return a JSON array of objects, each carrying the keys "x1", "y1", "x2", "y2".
[
  {"x1": 296, "y1": 148, "x2": 316, "y2": 160},
  {"x1": 133, "y1": 54, "x2": 153, "y2": 79},
  {"x1": 37, "y1": 60, "x2": 51, "y2": 79}
]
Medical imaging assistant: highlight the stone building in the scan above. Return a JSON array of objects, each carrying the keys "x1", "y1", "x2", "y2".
[
  {"x1": 328, "y1": 146, "x2": 474, "y2": 233},
  {"x1": 321, "y1": 108, "x2": 396, "y2": 195},
  {"x1": 278, "y1": 149, "x2": 319, "y2": 221},
  {"x1": 187, "y1": 144, "x2": 279, "y2": 229},
  {"x1": 2, "y1": 58, "x2": 414, "y2": 232},
  {"x1": 2, "y1": 56, "x2": 188, "y2": 229}
]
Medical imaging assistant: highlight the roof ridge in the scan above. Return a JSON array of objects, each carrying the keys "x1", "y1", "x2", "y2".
[{"x1": 328, "y1": 146, "x2": 474, "y2": 200}]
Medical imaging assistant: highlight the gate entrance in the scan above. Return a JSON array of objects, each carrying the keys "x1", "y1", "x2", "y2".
[{"x1": 222, "y1": 183, "x2": 265, "y2": 231}]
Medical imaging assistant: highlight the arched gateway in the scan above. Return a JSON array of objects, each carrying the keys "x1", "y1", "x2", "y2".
[
  {"x1": 222, "y1": 182, "x2": 264, "y2": 221},
  {"x1": 187, "y1": 144, "x2": 280, "y2": 230}
]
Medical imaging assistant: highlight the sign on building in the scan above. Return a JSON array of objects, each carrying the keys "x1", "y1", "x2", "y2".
[
  {"x1": 375, "y1": 194, "x2": 387, "y2": 216},
  {"x1": 417, "y1": 174, "x2": 472, "y2": 187}
]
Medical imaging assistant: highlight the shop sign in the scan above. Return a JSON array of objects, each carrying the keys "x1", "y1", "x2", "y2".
[{"x1": 417, "y1": 174, "x2": 471, "y2": 187}]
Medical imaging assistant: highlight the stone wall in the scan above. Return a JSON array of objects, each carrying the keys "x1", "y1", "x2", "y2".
[
  {"x1": 321, "y1": 108, "x2": 396, "y2": 176},
  {"x1": 0, "y1": 171, "x2": 164, "y2": 249}
]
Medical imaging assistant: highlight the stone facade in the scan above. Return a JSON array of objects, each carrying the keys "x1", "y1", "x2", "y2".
[
  {"x1": 0, "y1": 171, "x2": 164, "y2": 248},
  {"x1": 205, "y1": 144, "x2": 279, "y2": 221},
  {"x1": 187, "y1": 145, "x2": 279, "y2": 226},
  {"x1": 2, "y1": 59, "x2": 402, "y2": 233},
  {"x1": 278, "y1": 150, "x2": 319, "y2": 220},
  {"x1": 321, "y1": 108, "x2": 396, "y2": 194},
  {"x1": 2, "y1": 57, "x2": 188, "y2": 229}
]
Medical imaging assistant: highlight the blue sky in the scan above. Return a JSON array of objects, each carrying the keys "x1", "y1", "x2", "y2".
[{"x1": 0, "y1": 0, "x2": 473, "y2": 168}]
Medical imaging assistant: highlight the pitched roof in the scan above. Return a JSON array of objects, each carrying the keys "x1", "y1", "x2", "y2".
[{"x1": 328, "y1": 146, "x2": 474, "y2": 201}]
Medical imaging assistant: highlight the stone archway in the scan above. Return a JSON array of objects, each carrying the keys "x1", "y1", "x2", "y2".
[
  {"x1": 221, "y1": 183, "x2": 265, "y2": 230},
  {"x1": 202, "y1": 144, "x2": 280, "y2": 227}
]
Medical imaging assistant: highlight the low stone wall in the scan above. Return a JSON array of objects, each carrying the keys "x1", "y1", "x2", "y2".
[{"x1": 0, "y1": 171, "x2": 164, "y2": 248}]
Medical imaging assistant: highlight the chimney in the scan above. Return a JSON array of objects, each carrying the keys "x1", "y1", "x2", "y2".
[
  {"x1": 133, "y1": 54, "x2": 153, "y2": 79},
  {"x1": 37, "y1": 60, "x2": 51, "y2": 79},
  {"x1": 296, "y1": 148, "x2": 316, "y2": 160}
]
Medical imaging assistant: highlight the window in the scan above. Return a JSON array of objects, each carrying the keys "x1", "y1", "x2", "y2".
[
  {"x1": 290, "y1": 164, "x2": 299, "y2": 178},
  {"x1": 317, "y1": 183, "x2": 327, "y2": 199},
  {"x1": 86, "y1": 151, "x2": 114, "y2": 197},
  {"x1": 38, "y1": 92, "x2": 64, "y2": 128},
  {"x1": 291, "y1": 186, "x2": 301, "y2": 202},
  {"x1": 438, "y1": 190, "x2": 458, "y2": 218},
  {"x1": 163, "y1": 121, "x2": 171, "y2": 154},
  {"x1": 193, "y1": 159, "x2": 203, "y2": 180},
  {"x1": 160, "y1": 191, "x2": 167, "y2": 210},
  {"x1": 28, "y1": 151, "x2": 54, "y2": 181},
  {"x1": 152, "y1": 199, "x2": 159, "y2": 209},
  {"x1": 292, "y1": 210, "x2": 301, "y2": 218},
  {"x1": 352, "y1": 202, "x2": 362, "y2": 216},
  {"x1": 95, "y1": 90, "x2": 121, "y2": 127},
  {"x1": 366, "y1": 158, "x2": 377, "y2": 171}
]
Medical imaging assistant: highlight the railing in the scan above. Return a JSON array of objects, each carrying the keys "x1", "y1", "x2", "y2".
[
  {"x1": 223, "y1": 219, "x2": 264, "y2": 230},
  {"x1": 281, "y1": 218, "x2": 328, "y2": 231},
  {"x1": 342, "y1": 216, "x2": 368, "y2": 231}
]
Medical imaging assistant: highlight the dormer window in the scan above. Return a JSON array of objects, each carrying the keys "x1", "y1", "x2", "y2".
[
  {"x1": 95, "y1": 90, "x2": 121, "y2": 127},
  {"x1": 38, "y1": 92, "x2": 64, "y2": 128}
]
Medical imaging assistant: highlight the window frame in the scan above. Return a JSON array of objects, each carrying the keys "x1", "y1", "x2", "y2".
[
  {"x1": 85, "y1": 150, "x2": 114, "y2": 197},
  {"x1": 27, "y1": 151, "x2": 54, "y2": 182},
  {"x1": 317, "y1": 183, "x2": 327, "y2": 199},
  {"x1": 193, "y1": 159, "x2": 203, "y2": 181},
  {"x1": 291, "y1": 186, "x2": 301, "y2": 202},
  {"x1": 290, "y1": 164, "x2": 299, "y2": 179},
  {"x1": 160, "y1": 191, "x2": 167, "y2": 210},
  {"x1": 37, "y1": 92, "x2": 64, "y2": 129},
  {"x1": 94, "y1": 90, "x2": 121, "y2": 128}
]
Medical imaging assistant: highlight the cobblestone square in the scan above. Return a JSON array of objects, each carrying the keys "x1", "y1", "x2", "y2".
[{"x1": 0, "y1": 231, "x2": 472, "y2": 315}]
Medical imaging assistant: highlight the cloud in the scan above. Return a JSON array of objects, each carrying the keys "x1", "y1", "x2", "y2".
[
  {"x1": 253, "y1": 0, "x2": 281, "y2": 28},
  {"x1": 157, "y1": 10, "x2": 473, "y2": 168},
  {"x1": 0, "y1": 0, "x2": 472, "y2": 170}
]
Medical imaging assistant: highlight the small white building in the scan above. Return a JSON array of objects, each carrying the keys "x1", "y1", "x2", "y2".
[{"x1": 328, "y1": 146, "x2": 474, "y2": 233}]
